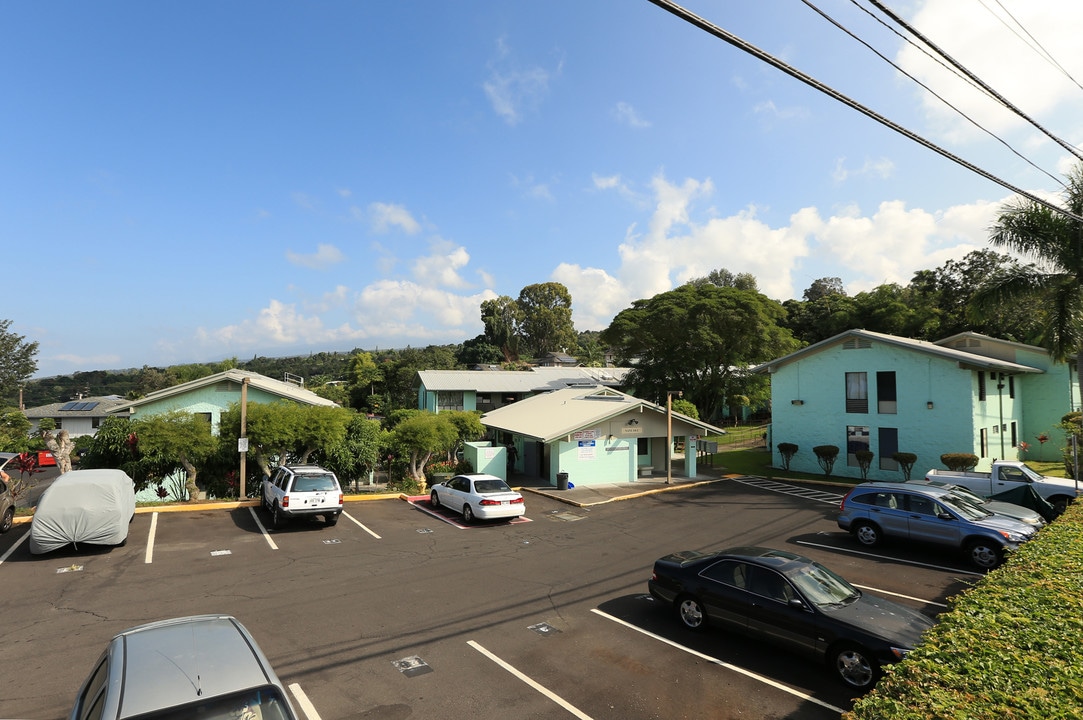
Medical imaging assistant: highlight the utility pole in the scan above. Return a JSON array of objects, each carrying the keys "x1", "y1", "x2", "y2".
[{"x1": 239, "y1": 377, "x2": 249, "y2": 499}]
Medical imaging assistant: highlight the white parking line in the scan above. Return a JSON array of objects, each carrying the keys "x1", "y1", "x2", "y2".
[
  {"x1": 288, "y1": 683, "x2": 322, "y2": 720},
  {"x1": 249, "y1": 507, "x2": 279, "y2": 550},
  {"x1": 850, "y1": 583, "x2": 947, "y2": 609},
  {"x1": 145, "y1": 512, "x2": 158, "y2": 564},
  {"x1": 590, "y1": 609, "x2": 847, "y2": 715},
  {"x1": 468, "y1": 640, "x2": 595, "y2": 719},
  {"x1": 342, "y1": 510, "x2": 381, "y2": 539},
  {"x1": 794, "y1": 539, "x2": 984, "y2": 576},
  {"x1": 0, "y1": 528, "x2": 29, "y2": 565}
]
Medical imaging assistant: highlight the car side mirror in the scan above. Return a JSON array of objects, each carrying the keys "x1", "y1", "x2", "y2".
[
  {"x1": 937, "y1": 512, "x2": 954, "y2": 521},
  {"x1": 788, "y1": 597, "x2": 807, "y2": 610}
]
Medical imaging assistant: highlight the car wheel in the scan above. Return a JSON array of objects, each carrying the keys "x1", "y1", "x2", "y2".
[
  {"x1": 1, "y1": 507, "x2": 13, "y2": 534},
  {"x1": 967, "y1": 540, "x2": 1001, "y2": 570},
  {"x1": 1050, "y1": 495, "x2": 1071, "y2": 516},
  {"x1": 462, "y1": 504, "x2": 475, "y2": 523},
  {"x1": 830, "y1": 644, "x2": 877, "y2": 689},
  {"x1": 326, "y1": 513, "x2": 339, "y2": 526},
  {"x1": 272, "y1": 503, "x2": 285, "y2": 530},
  {"x1": 676, "y1": 595, "x2": 707, "y2": 630},
  {"x1": 852, "y1": 521, "x2": 881, "y2": 547},
  {"x1": 430, "y1": 490, "x2": 440, "y2": 509}
]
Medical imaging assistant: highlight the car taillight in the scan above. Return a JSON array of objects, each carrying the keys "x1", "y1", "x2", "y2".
[
  {"x1": 509, "y1": 497, "x2": 524, "y2": 504},
  {"x1": 480, "y1": 499, "x2": 500, "y2": 506},
  {"x1": 839, "y1": 488, "x2": 855, "y2": 511},
  {"x1": 282, "y1": 495, "x2": 289, "y2": 508},
  {"x1": 337, "y1": 493, "x2": 343, "y2": 504}
]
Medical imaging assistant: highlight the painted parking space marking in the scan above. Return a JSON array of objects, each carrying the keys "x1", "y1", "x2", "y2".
[
  {"x1": 248, "y1": 507, "x2": 279, "y2": 550},
  {"x1": 731, "y1": 477, "x2": 844, "y2": 505},
  {"x1": 591, "y1": 608, "x2": 846, "y2": 715},
  {"x1": 405, "y1": 496, "x2": 532, "y2": 529},
  {"x1": 342, "y1": 510, "x2": 381, "y2": 539},
  {"x1": 0, "y1": 529, "x2": 28, "y2": 566},
  {"x1": 288, "y1": 683, "x2": 323, "y2": 720},
  {"x1": 795, "y1": 539, "x2": 984, "y2": 576},
  {"x1": 468, "y1": 640, "x2": 594, "y2": 719},
  {"x1": 145, "y1": 512, "x2": 158, "y2": 564}
]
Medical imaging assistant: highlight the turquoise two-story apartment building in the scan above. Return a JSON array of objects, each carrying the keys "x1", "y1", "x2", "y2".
[{"x1": 754, "y1": 330, "x2": 1080, "y2": 480}]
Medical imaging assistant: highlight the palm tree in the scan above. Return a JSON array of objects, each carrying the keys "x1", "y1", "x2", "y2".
[{"x1": 971, "y1": 165, "x2": 1083, "y2": 376}]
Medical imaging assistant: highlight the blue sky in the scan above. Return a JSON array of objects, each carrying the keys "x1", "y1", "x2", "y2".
[{"x1": 5, "y1": 1, "x2": 1083, "y2": 378}]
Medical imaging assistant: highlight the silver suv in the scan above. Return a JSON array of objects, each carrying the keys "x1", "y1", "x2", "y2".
[
  {"x1": 69, "y1": 615, "x2": 298, "y2": 720},
  {"x1": 837, "y1": 482, "x2": 1038, "y2": 569},
  {"x1": 261, "y1": 464, "x2": 343, "y2": 528}
]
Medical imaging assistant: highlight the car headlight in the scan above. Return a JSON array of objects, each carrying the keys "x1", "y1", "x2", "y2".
[{"x1": 889, "y1": 647, "x2": 911, "y2": 661}]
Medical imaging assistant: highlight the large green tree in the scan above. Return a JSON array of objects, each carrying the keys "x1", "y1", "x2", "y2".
[
  {"x1": 387, "y1": 411, "x2": 459, "y2": 490},
  {"x1": 480, "y1": 295, "x2": 523, "y2": 362},
  {"x1": 133, "y1": 411, "x2": 219, "y2": 502},
  {"x1": 219, "y1": 401, "x2": 352, "y2": 479},
  {"x1": 602, "y1": 283, "x2": 800, "y2": 423},
  {"x1": 0, "y1": 319, "x2": 38, "y2": 403},
  {"x1": 517, "y1": 282, "x2": 577, "y2": 357},
  {"x1": 321, "y1": 414, "x2": 385, "y2": 490},
  {"x1": 971, "y1": 165, "x2": 1083, "y2": 370}
]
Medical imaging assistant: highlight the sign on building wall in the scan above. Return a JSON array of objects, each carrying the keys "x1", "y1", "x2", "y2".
[{"x1": 578, "y1": 440, "x2": 596, "y2": 460}]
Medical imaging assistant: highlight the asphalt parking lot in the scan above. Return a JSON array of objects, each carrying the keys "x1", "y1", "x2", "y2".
[{"x1": 0, "y1": 477, "x2": 976, "y2": 720}]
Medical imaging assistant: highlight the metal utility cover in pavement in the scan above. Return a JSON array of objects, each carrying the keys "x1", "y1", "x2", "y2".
[
  {"x1": 417, "y1": 528, "x2": 433, "y2": 533},
  {"x1": 546, "y1": 511, "x2": 585, "y2": 522},
  {"x1": 322, "y1": 539, "x2": 341, "y2": 544},
  {"x1": 393, "y1": 656, "x2": 433, "y2": 678},
  {"x1": 210, "y1": 550, "x2": 232, "y2": 556},
  {"x1": 57, "y1": 564, "x2": 84, "y2": 573},
  {"x1": 528, "y1": 622, "x2": 560, "y2": 635}
]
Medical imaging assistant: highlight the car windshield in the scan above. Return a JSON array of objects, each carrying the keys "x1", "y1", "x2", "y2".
[
  {"x1": 939, "y1": 493, "x2": 992, "y2": 519},
  {"x1": 789, "y1": 562, "x2": 860, "y2": 608},
  {"x1": 945, "y1": 485, "x2": 986, "y2": 505},
  {"x1": 474, "y1": 479, "x2": 512, "y2": 494}
]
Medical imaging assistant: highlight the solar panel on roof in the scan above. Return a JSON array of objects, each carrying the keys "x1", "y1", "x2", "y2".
[{"x1": 59, "y1": 401, "x2": 79, "y2": 411}]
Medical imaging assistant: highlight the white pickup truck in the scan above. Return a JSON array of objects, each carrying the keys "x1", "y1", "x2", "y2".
[{"x1": 926, "y1": 460, "x2": 1080, "y2": 514}]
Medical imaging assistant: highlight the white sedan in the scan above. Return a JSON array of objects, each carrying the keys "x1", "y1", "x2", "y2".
[{"x1": 429, "y1": 473, "x2": 525, "y2": 523}]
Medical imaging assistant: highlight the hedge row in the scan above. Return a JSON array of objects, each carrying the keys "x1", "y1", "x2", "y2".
[{"x1": 846, "y1": 503, "x2": 1083, "y2": 719}]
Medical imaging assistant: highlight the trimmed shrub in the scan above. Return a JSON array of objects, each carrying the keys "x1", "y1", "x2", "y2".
[
  {"x1": 813, "y1": 445, "x2": 839, "y2": 477},
  {"x1": 777, "y1": 442, "x2": 798, "y2": 471},
  {"x1": 855, "y1": 450, "x2": 873, "y2": 480},
  {"x1": 846, "y1": 503, "x2": 1083, "y2": 719},
  {"x1": 940, "y1": 453, "x2": 978, "y2": 472},
  {"x1": 892, "y1": 452, "x2": 917, "y2": 481}
]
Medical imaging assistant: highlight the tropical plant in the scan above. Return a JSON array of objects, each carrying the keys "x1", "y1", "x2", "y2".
[
  {"x1": 855, "y1": 450, "x2": 874, "y2": 480},
  {"x1": 940, "y1": 453, "x2": 978, "y2": 472},
  {"x1": 892, "y1": 452, "x2": 918, "y2": 481},
  {"x1": 970, "y1": 164, "x2": 1083, "y2": 375}
]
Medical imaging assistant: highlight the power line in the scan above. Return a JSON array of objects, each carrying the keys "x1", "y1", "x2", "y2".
[
  {"x1": 978, "y1": 0, "x2": 1083, "y2": 93},
  {"x1": 803, "y1": 0, "x2": 1065, "y2": 188},
  {"x1": 863, "y1": 0, "x2": 1083, "y2": 162},
  {"x1": 642, "y1": 0, "x2": 1083, "y2": 223}
]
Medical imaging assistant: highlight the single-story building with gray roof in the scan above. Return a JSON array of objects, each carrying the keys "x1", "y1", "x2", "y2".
[{"x1": 480, "y1": 385, "x2": 725, "y2": 487}]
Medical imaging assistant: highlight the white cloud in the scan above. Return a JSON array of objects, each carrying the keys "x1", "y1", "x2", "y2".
[
  {"x1": 286, "y1": 243, "x2": 346, "y2": 270},
  {"x1": 555, "y1": 172, "x2": 1001, "y2": 330},
  {"x1": 369, "y1": 202, "x2": 421, "y2": 234},
  {"x1": 899, "y1": 0, "x2": 1083, "y2": 145},
  {"x1": 832, "y1": 157, "x2": 895, "y2": 183},
  {"x1": 592, "y1": 173, "x2": 621, "y2": 190},
  {"x1": 483, "y1": 36, "x2": 556, "y2": 125},
  {"x1": 352, "y1": 280, "x2": 496, "y2": 339},
  {"x1": 412, "y1": 240, "x2": 472, "y2": 289},
  {"x1": 614, "y1": 101, "x2": 651, "y2": 128}
]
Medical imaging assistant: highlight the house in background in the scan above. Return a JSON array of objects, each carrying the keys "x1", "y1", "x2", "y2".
[
  {"x1": 108, "y1": 369, "x2": 337, "y2": 433},
  {"x1": 417, "y1": 366, "x2": 632, "y2": 414},
  {"x1": 23, "y1": 395, "x2": 130, "y2": 438},
  {"x1": 479, "y1": 385, "x2": 725, "y2": 487},
  {"x1": 753, "y1": 330, "x2": 1079, "y2": 480}
]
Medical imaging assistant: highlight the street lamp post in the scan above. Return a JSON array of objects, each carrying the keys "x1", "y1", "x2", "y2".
[{"x1": 666, "y1": 390, "x2": 682, "y2": 485}]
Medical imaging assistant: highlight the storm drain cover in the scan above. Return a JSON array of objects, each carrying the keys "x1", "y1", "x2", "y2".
[
  {"x1": 528, "y1": 622, "x2": 560, "y2": 635},
  {"x1": 210, "y1": 550, "x2": 232, "y2": 556},
  {"x1": 417, "y1": 528, "x2": 433, "y2": 534},
  {"x1": 322, "y1": 539, "x2": 341, "y2": 544},
  {"x1": 393, "y1": 656, "x2": 433, "y2": 678},
  {"x1": 546, "y1": 511, "x2": 585, "y2": 522},
  {"x1": 57, "y1": 564, "x2": 84, "y2": 574}
]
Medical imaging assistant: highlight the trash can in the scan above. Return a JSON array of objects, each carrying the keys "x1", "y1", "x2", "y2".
[{"x1": 557, "y1": 472, "x2": 569, "y2": 491}]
